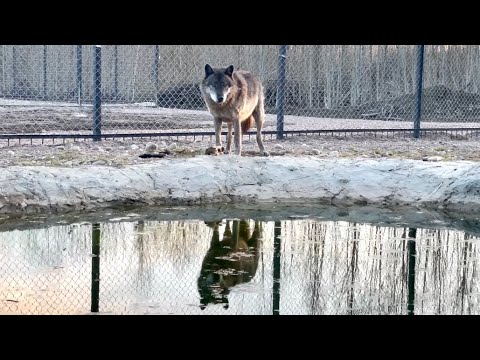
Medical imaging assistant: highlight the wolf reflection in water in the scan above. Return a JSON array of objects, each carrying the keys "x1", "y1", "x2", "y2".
[{"x1": 197, "y1": 220, "x2": 261, "y2": 310}]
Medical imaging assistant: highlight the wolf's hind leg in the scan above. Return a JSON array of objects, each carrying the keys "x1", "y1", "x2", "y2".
[{"x1": 252, "y1": 100, "x2": 269, "y2": 157}]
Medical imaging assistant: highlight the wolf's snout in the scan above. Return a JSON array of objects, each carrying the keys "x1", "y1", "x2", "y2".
[{"x1": 217, "y1": 96, "x2": 224, "y2": 103}]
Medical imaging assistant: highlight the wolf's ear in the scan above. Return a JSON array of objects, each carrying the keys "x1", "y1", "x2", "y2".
[
  {"x1": 225, "y1": 65, "x2": 234, "y2": 77},
  {"x1": 205, "y1": 64, "x2": 214, "y2": 77}
]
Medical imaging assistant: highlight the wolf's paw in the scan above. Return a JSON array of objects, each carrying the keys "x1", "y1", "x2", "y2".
[{"x1": 261, "y1": 151, "x2": 270, "y2": 157}]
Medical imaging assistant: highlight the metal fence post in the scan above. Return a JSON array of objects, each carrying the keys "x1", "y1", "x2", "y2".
[
  {"x1": 43, "y1": 45, "x2": 47, "y2": 100},
  {"x1": 414, "y1": 45, "x2": 425, "y2": 139},
  {"x1": 91, "y1": 223, "x2": 101, "y2": 313},
  {"x1": 407, "y1": 228, "x2": 417, "y2": 315},
  {"x1": 76, "y1": 45, "x2": 82, "y2": 106},
  {"x1": 276, "y1": 45, "x2": 287, "y2": 140},
  {"x1": 93, "y1": 45, "x2": 102, "y2": 141},
  {"x1": 154, "y1": 45, "x2": 160, "y2": 106},
  {"x1": 273, "y1": 221, "x2": 281, "y2": 315},
  {"x1": 113, "y1": 45, "x2": 118, "y2": 101}
]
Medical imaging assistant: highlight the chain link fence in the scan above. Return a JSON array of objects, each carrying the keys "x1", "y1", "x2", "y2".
[
  {"x1": 1, "y1": 45, "x2": 479, "y2": 139},
  {"x1": 1, "y1": 218, "x2": 479, "y2": 315}
]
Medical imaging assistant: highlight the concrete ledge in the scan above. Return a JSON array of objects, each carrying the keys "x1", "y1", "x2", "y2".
[{"x1": 1, "y1": 156, "x2": 479, "y2": 214}]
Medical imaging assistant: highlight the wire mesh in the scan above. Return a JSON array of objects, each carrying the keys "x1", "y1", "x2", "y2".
[
  {"x1": 1, "y1": 45, "x2": 479, "y2": 138},
  {"x1": 1, "y1": 218, "x2": 479, "y2": 315}
]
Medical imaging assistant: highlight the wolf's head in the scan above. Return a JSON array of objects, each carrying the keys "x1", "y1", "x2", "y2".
[
  {"x1": 201, "y1": 64, "x2": 235, "y2": 104},
  {"x1": 198, "y1": 272, "x2": 230, "y2": 310}
]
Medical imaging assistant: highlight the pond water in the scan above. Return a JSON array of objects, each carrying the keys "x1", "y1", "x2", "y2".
[{"x1": 1, "y1": 205, "x2": 479, "y2": 315}]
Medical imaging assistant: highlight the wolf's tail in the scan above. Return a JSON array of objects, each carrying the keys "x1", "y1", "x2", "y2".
[{"x1": 241, "y1": 115, "x2": 254, "y2": 134}]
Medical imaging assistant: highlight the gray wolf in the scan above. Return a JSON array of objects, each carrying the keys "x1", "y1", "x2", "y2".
[
  {"x1": 200, "y1": 64, "x2": 269, "y2": 156},
  {"x1": 197, "y1": 219, "x2": 261, "y2": 310}
]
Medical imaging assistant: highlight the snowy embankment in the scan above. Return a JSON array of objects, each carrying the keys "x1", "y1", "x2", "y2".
[{"x1": 0, "y1": 156, "x2": 479, "y2": 214}]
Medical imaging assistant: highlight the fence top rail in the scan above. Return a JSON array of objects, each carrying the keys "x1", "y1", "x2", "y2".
[{"x1": 1, "y1": 127, "x2": 479, "y2": 140}]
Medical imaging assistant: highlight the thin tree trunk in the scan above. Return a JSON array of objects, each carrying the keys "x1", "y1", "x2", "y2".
[
  {"x1": 324, "y1": 46, "x2": 333, "y2": 109},
  {"x1": 336, "y1": 46, "x2": 343, "y2": 106}
]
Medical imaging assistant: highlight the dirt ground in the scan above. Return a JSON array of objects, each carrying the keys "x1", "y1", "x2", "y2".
[
  {"x1": 1, "y1": 99, "x2": 479, "y2": 134},
  {"x1": 1, "y1": 131, "x2": 480, "y2": 168}
]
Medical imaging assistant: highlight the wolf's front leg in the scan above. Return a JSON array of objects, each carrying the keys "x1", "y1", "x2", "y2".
[
  {"x1": 233, "y1": 119, "x2": 242, "y2": 156},
  {"x1": 214, "y1": 117, "x2": 223, "y2": 152},
  {"x1": 225, "y1": 122, "x2": 233, "y2": 154}
]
